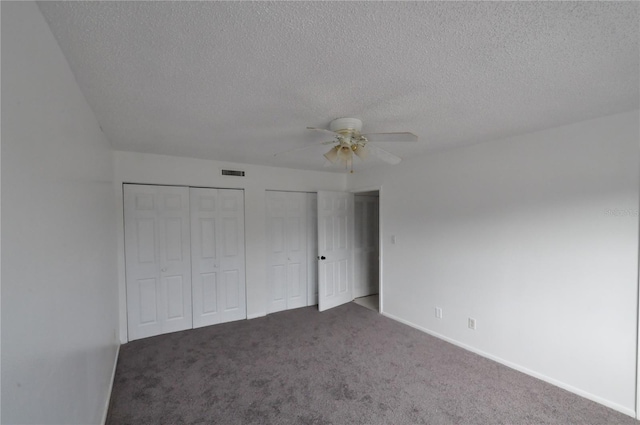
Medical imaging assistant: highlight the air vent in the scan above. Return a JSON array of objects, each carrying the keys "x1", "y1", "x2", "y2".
[{"x1": 221, "y1": 169, "x2": 245, "y2": 177}]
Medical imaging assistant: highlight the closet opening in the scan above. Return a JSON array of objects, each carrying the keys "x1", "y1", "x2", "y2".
[{"x1": 352, "y1": 190, "x2": 380, "y2": 313}]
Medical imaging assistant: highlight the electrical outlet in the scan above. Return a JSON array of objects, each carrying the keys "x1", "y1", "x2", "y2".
[
  {"x1": 468, "y1": 318, "x2": 476, "y2": 330},
  {"x1": 435, "y1": 307, "x2": 443, "y2": 319}
]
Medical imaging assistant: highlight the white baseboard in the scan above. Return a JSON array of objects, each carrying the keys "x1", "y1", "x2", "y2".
[
  {"x1": 247, "y1": 312, "x2": 266, "y2": 320},
  {"x1": 380, "y1": 311, "x2": 636, "y2": 419},
  {"x1": 101, "y1": 344, "x2": 120, "y2": 425}
]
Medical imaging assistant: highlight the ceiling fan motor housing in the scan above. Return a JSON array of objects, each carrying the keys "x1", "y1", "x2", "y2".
[{"x1": 329, "y1": 117, "x2": 362, "y2": 134}]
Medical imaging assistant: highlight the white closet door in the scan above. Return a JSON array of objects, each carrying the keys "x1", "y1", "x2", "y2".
[
  {"x1": 266, "y1": 191, "x2": 308, "y2": 313},
  {"x1": 285, "y1": 192, "x2": 308, "y2": 309},
  {"x1": 217, "y1": 189, "x2": 246, "y2": 323},
  {"x1": 317, "y1": 191, "x2": 354, "y2": 312},
  {"x1": 266, "y1": 191, "x2": 288, "y2": 313},
  {"x1": 124, "y1": 184, "x2": 192, "y2": 341},
  {"x1": 190, "y1": 188, "x2": 220, "y2": 328},
  {"x1": 191, "y1": 188, "x2": 246, "y2": 327}
]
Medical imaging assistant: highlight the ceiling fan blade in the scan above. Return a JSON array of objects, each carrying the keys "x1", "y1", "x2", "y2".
[
  {"x1": 307, "y1": 127, "x2": 339, "y2": 136},
  {"x1": 361, "y1": 132, "x2": 418, "y2": 143},
  {"x1": 367, "y1": 144, "x2": 402, "y2": 165},
  {"x1": 274, "y1": 144, "x2": 321, "y2": 157}
]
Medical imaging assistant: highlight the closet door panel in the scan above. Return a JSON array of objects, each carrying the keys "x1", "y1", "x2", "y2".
[
  {"x1": 200, "y1": 273, "x2": 218, "y2": 314},
  {"x1": 191, "y1": 188, "x2": 221, "y2": 328},
  {"x1": 218, "y1": 189, "x2": 246, "y2": 323},
  {"x1": 138, "y1": 278, "x2": 158, "y2": 325},
  {"x1": 286, "y1": 192, "x2": 308, "y2": 310},
  {"x1": 165, "y1": 275, "x2": 186, "y2": 319},
  {"x1": 191, "y1": 188, "x2": 246, "y2": 326},
  {"x1": 124, "y1": 184, "x2": 192, "y2": 341},
  {"x1": 267, "y1": 191, "x2": 288, "y2": 313},
  {"x1": 157, "y1": 186, "x2": 192, "y2": 335},
  {"x1": 125, "y1": 185, "x2": 161, "y2": 340}
]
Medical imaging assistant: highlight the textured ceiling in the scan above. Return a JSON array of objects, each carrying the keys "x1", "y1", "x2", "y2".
[{"x1": 38, "y1": 1, "x2": 639, "y2": 172}]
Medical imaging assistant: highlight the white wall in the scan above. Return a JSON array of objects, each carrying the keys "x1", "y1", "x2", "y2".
[
  {"x1": 1, "y1": 2, "x2": 119, "y2": 424},
  {"x1": 114, "y1": 151, "x2": 346, "y2": 342},
  {"x1": 348, "y1": 110, "x2": 639, "y2": 416}
]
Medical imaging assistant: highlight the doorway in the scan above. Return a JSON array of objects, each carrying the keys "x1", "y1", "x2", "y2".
[
  {"x1": 268, "y1": 189, "x2": 382, "y2": 315},
  {"x1": 352, "y1": 190, "x2": 380, "y2": 312}
]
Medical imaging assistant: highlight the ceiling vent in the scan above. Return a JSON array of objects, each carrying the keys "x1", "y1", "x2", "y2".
[{"x1": 221, "y1": 169, "x2": 245, "y2": 177}]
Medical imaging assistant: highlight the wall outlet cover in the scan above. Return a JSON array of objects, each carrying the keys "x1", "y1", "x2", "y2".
[{"x1": 468, "y1": 318, "x2": 477, "y2": 330}]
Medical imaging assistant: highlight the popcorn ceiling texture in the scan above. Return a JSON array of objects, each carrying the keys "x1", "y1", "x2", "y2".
[{"x1": 38, "y1": 1, "x2": 639, "y2": 172}]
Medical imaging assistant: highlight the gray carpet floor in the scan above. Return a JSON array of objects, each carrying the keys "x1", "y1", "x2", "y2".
[{"x1": 107, "y1": 303, "x2": 637, "y2": 425}]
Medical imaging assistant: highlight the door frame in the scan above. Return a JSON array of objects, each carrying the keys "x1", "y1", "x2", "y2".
[{"x1": 351, "y1": 186, "x2": 383, "y2": 313}]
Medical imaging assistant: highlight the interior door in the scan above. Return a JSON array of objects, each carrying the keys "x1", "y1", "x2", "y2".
[
  {"x1": 266, "y1": 191, "x2": 308, "y2": 313},
  {"x1": 124, "y1": 184, "x2": 192, "y2": 341},
  {"x1": 191, "y1": 188, "x2": 246, "y2": 327},
  {"x1": 317, "y1": 191, "x2": 354, "y2": 312}
]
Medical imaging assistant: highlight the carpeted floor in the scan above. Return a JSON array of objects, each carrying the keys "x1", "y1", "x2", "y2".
[{"x1": 107, "y1": 303, "x2": 636, "y2": 425}]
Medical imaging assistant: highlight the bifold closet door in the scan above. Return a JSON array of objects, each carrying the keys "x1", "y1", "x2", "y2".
[
  {"x1": 191, "y1": 188, "x2": 246, "y2": 328},
  {"x1": 266, "y1": 191, "x2": 308, "y2": 313},
  {"x1": 124, "y1": 184, "x2": 192, "y2": 341}
]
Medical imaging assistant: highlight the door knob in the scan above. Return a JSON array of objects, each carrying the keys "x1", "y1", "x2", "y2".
[{"x1": 319, "y1": 256, "x2": 326, "y2": 260}]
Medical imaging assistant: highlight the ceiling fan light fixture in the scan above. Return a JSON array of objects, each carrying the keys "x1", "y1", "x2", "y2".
[
  {"x1": 304, "y1": 117, "x2": 416, "y2": 171},
  {"x1": 324, "y1": 146, "x2": 339, "y2": 164},
  {"x1": 352, "y1": 144, "x2": 369, "y2": 160},
  {"x1": 337, "y1": 145, "x2": 353, "y2": 163},
  {"x1": 329, "y1": 117, "x2": 363, "y2": 134}
]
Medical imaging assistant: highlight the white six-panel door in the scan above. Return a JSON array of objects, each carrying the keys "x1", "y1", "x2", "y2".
[
  {"x1": 191, "y1": 188, "x2": 246, "y2": 328},
  {"x1": 317, "y1": 191, "x2": 354, "y2": 312},
  {"x1": 124, "y1": 184, "x2": 193, "y2": 341},
  {"x1": 266, "y1": 191, "x2": 308, "y2": 313}
]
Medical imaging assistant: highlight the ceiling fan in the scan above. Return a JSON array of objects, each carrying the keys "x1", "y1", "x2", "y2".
[{"x1": 277, "y1": 118, "x2": 418, "y2": 173}]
